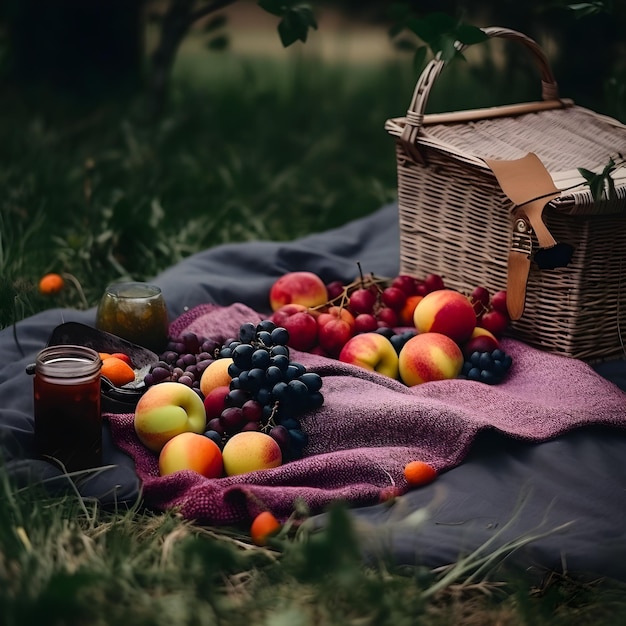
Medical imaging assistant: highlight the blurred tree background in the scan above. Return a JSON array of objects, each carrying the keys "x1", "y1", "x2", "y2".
[
  {"x1": 0, "y1": 0, "x2": 624, "y2": 326},
  {"x1": 0, "y1": 0, "x2": 624, "y2": 119}
]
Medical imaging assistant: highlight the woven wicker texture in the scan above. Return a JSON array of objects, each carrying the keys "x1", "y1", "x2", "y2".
[{"x1": 386, "y1": 27, "x2": 626, "y2": 362}]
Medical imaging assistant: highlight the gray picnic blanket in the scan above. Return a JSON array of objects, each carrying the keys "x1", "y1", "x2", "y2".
[{"x1": 1, "y1": 202, "x2": 625, "y2": 582}]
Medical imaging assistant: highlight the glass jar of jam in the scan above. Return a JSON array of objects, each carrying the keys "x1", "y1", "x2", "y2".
[
  {"x1": 33, "y1": 345, "x2": 102, "y2": 473},
  {"x1": 95, "y1": 282, "x2": 169, "y2": 353}
]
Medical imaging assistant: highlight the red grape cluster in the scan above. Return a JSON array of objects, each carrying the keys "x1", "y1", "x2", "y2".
[
  {"x1": 324, "y1": 272, "x2": 447, "y2": 331},
  {"x1": 143, "y1": 332, "x2": 220, "y2": 396},
  {"x1": 468, "y1": 285, "x2": 511, "y2": 338}
]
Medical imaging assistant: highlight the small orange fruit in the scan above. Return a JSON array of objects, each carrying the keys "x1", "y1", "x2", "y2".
[
  {"x1": 250, "y1": 511, "x2": 282, "y2": 546},
  {"x1": 101, "y1": 356, "x2": 135, "y2": 387},
  {"x1": 403, "y1": 461, "x2": 437, "y2": 487},
  {"x1": 39, "y1": 273, "x2": 65, "y2": 295},
  {"x1": 110, "y1": 352, "x2": 133, "y2": 367}
]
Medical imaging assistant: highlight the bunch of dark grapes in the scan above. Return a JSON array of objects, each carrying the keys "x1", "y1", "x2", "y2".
[
  {"x1": 459, "y1": 349, "x2": 513, "y2": 385},
  {"x1": 375, "y1": 327, "x2": 418, "y2": 354},
  {"x1": 206, "y1": 319, "x2": 323, "y2": 461},
  {"x1": 143, "y1": 332, "x2": 220, "y2": 397}
]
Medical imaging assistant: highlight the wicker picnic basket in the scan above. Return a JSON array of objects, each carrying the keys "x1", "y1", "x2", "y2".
[{"x1": 385, "y1": 26, "x2": 626, "y2": 362}]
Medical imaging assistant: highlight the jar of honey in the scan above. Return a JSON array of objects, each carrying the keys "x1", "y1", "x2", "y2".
[
  {"x1": 33, "y1": 345, "x2": 102, "y2": 473},
  {"x1": 95, "y1": 282, "x2": 169, "y2": 353}
]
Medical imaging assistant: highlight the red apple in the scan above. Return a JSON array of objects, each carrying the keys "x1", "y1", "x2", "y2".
[
  {"x1": 354, "y1": 313, "x2": 379, "y2": 334},
  {"x1": 269, "y1": 271, "x2": 328, "y2": 312},
  {"x1": 203, "y1": 385, "x2": 230, "y2": 420},
  {"x1": 391, "y1": 274, "x2": 419, "y2": 296},
  {"x1": 271, "y1": 303, "x2": 318, "y2": 351},
  {"x1": 490, "y1": 290, "x2": 509, "y2": 315},
  {"x1": 423, "y1": 274, "x2": 445, "y2": 293},
  {"x1": 462, "y1": 327, "x2": 500, "y2": 358},
  {"x1": 349, "y1": 288, "x2": 377, "y2": 315},
  {"x1": 325, "y1": 280, "x2": 345, "y2": 301},
  {"x1": 376, "y1": 306, "x2": 399, "y2": 328},
  {"x1": 479, "y1": 309, "x2": 509, "y2": 338},
  {"x1": 317, "y1": 305, "x2": 356, "y2": 354},
  {"x1": 381, "y1": 286, "x2": 407, "y2": 312}
]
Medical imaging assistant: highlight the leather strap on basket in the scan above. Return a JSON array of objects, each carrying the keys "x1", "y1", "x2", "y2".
[{"x1": 483, "y1": 153, "x2": 562, "y2": 321}]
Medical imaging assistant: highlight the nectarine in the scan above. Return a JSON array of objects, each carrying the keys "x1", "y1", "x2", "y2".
[
  {"x1": 398, "y1": 332, "x2": 464, "y2": 386},
  {"x1": 413, "y1": 289, "x2": 476, "y2": 344},
  {"x1": 222, "y1": 431, "x2": 282, "y2": 476},
  {"x1": 338, "y1": 332, "x2": 399, "y2": 379},
  {"x1": 159, "y1": 431, "x2": 223, "y2": 478},
  {"x1": 134, "y1": 381, "x2": 207, "y2": 452}
]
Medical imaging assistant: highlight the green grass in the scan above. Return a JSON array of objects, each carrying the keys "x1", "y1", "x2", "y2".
[
  {"x1": 1, "y1": 468, "x2": 626, "y2": 625},
  {"x1": 2, "y1": 40, "x2": 626, "y2": 623},
  {"x1": 0, "y1": 51, "x2": 413, "y2": 329}
]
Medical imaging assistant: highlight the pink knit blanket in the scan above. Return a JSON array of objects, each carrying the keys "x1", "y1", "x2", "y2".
[{"x1": 106, "y1": 303, "x2": 626, "y2": 526}]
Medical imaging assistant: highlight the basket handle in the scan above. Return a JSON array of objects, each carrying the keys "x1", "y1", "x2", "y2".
[{"x1": 400, "y1": 26, "x2": 560, "y2": 145}]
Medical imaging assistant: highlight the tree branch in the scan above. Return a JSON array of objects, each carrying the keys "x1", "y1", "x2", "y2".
[{"x1": 189, "y1": 0, "x2": 238, "y2": 24}]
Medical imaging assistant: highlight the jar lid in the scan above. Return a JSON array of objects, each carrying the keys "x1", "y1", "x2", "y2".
[{"x1": 35, "y1": 345, "x2": 101, "y2": 378}]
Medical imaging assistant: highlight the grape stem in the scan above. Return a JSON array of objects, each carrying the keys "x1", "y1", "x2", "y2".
[{"x1": 308, "y1": 269, "x2": 391, "y2": 314}]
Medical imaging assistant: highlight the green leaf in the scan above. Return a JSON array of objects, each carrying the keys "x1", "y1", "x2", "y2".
[
  {"x1": 277, "y1": 5, "x2": 317, "y2": 47},
  {"x1": 438, "y1": 33, "x2": 459, "y2": 62},
  {"x1": 455, "y1": 24, "x2": 488, "y2": 45},
  {"x1": 566, "y1": 2, "x2": 607, "y2": 17},
  {"x1": 258, "y1": 0, "x2": 286, "y2": 17},
  {"x1": 577, "y1": 167, "x2": 598, "y2": 183},
  {"x1": 589, "y1": 176, "x2": 605, "y2": 201},
  {"x1": 405, "y1": 17, "x2": 437, "y2": 43}
]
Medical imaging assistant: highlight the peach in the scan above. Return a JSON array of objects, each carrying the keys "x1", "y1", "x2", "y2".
[
  {"x1": 338, "y1": 332, "x2": 399, "y2": 379},
  {"x1": 134, "y1": 381, "x2": 207, "y2": 452},
  {"x1": 413, "y1": 289, "x2": 476, "y2": 344},
  {"x1": 269, "y1": 271, "x2": 328, "y2": 312},
  {"x1": 221, "y1": 431, "x2": 282, "y2": 476},
  {"x1": 158, "y1": 432, "x2": 223, "y2": 478},
  {"x1": 462, "y1": 327, "x2": 500, "y2": 358},
  {"x1": 270, "y1": 303, "x2": 318, "y2": 351},
  {"x1": 398, "y1": 332, "x2": 464, "y2": 386},
  {"x1": 199, "y1": 357, "x2": 233, "y2": 397}
]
